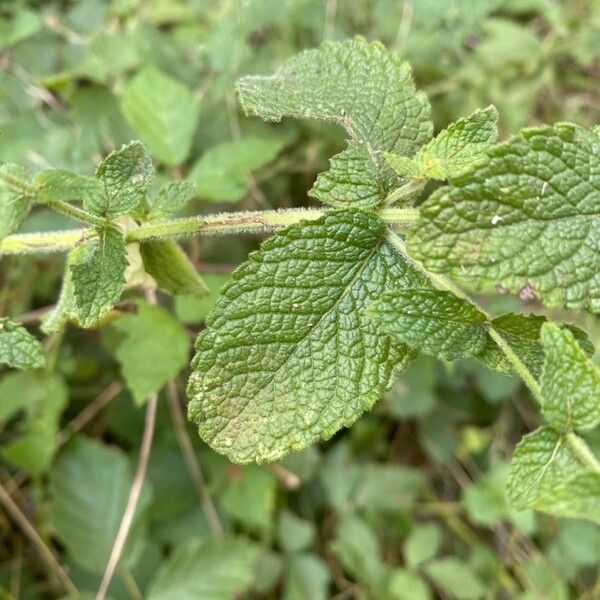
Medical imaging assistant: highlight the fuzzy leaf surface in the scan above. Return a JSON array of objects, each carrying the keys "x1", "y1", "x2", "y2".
[
  {"x1": 506, "y1": 427, "x2": 600, "y2": 523},
  {"x1": 0, "y1": 318, "x2": 45, "y2": 369},
  {"x1": 409, "y1": 123, "x2": 600, "y2": 311},
  {"x1": 478, "y1": 313, "x2": 593, "y2": 379},
  {"x1": 34, "y1": 169, "x2": 101, "y2": 205},
  {"x1": 140, "y1": 240, "x2": 209, "y2": 297},
  {"x1": 540, "y1": 323, "x2": 600, "y2": 432},
  {"x1": 187, "y1": 210, "x2": 429, "y2": 463},
  {"x1": 121, "y1": 66, "x2": 200, "y2": 166},
  {"x1": 147, "y1": 180, "x2": 196, "y2": 220},
  {"x1": 0, "y1": 164, "x2": 33, "y2": 241},
  {"x1": 385, "y1": 105, "x2": 498, "y2": 180},
  {"x1": 368, "y1": 289, "x2": 487, "y2": 360},
  {"x1": 90, "y1": 141, "x2": 154, "y2": 218},
  {"x1": 71, "y1": 227, "x2": 128, "y2": 328},
  {"x1": 236, "y1": 37, "x2": 432, "y2": 209}
]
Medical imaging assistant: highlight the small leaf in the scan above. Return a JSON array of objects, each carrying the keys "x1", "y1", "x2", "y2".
[
  {"x1": 49, "y1": 436, "x2": 151, "y2": 573},
  {"x1": 71, "y1": 227, "x2": 128, "y2": 328},
  {"x1": 140, "y1": 240, "x2": 209, "y2": 297},
  {"x1": 424, "y1": 558, "x2": 485, "y2": 600},
  {"x1": 187, "y1": 209, "x2": 429, "y2": 463},
  {"x1": 190, "y1": 138, "x2": 285, "y2": 203},
  {"x1": 404, "y1": 523, "x2": 442, "y2": 568},
  {"x1": 146, "y1": 537, "x2": 260, "y2": 600},
  {"x1": 478, "y1": 313, "x2": 593, "y2": 379},
  {"x1": 368, "y1": 289, "x2": 487, "y2": 360},
  {"x1": 507, "y1": 426, "x2": 600, "y2": 522},
  {"x1": 385, "y1": 106, "x2": 498, "y2": 180},
  {"x1": 409, "y1": 123, "x2": 600, "y2": 312},
  {"x1": 34, "y1": 169, "x2": 101, "y2": 206},
  {"x1": 147, "y1": 180, "x2": 196, "y2": 220},
  {"x1": 0, "y1": 164, "x2": 33, "y2": 241},
  {"x1": 121, "y1": 66, "x2": 200, "y2": 166},
  {"x1": 388, "y1": 569, "x2": 431, "y2": 600},
  {"x1": 91, "y1": 141, "x2": 154, "y2": 218},
  {"x1": 111, "y1": 302, "x2": 190, "y2": 404},
  {"x1": 236, "y1": 37, "x2": 432, "y2": 209},
  {"x1": 540, "y1": 323, "x2": 600, "y2": 432},
  {"x1": 285, "y1": 553, "x2": 331, "y2": 600},
  {"x1": 277, "y1": 510, "x2": 316, "y2": 554},
  {"x1": 0, "y1": 318, "x2": 45, "y2": 369}
]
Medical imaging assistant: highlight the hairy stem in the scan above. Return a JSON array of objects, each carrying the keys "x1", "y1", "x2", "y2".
[
  {"x1": 566, "y1": 433, "x2": 600, "y2": 473},
  {"x1": 385, "y1": 230, "x2": 545, "y2": 404},
  {"x1": 0, "y1": 207, "x2": 420, "y2": 256},
  {"x1": 43, "y1": 198, "x2": 111, "y2": 228}
]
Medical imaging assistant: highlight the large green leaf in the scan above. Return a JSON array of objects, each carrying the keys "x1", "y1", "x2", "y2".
[
  {"x1": 121, "y1": 66, "x2": 200, "y2": 166},
  {"x1": 0, "y1": 318, "x2": 45, "y2": 369},
  {"x1": 506, "y1": 427, "x2": 600, "y2": 523},
  {"x1": 540, "y1": 323, "x2": 600, "y2": 432},
  {"x1": 146, "y1": 537, "x2": 259, "y2": 600},
  {"x1": 187, "y1": 210, "x2": 428, "y2": 463},
  {"x1": 385, "y1": 105, "x2": 498, "y2": 180},
  {"x1": 236, "y1": 37, "x2": 432, "y2": 209},
  {"x1": 368, "y1": 289, "x2": 487, "y2": 360},
  {"x1": 71, "y1": 227, "x2": 128, "y2": 328},
  {"x1": 49, "y1": 436, "x2": 151, "y2": 573},
  {"x1": 409, "y1": 123, "x2": 600, "y2": 311}
]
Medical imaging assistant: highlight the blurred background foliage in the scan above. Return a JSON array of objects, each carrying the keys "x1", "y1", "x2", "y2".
[{"x1": 0, "y1": 0, "x2": 599, "y2": 598}]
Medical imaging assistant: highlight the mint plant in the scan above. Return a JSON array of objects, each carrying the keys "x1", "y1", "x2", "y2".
[{"x1": 1, "y1": 37, "x2": 599, "y2": 525}]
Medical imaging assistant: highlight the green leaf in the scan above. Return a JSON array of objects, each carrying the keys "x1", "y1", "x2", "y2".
[
  {"x1": 140, "y1": 240, "x2": 209, "y2": 297},
  {"x1": 41, "y1": 244, "x2": 87, "y2": 334},
  {"x1": 385, "y1": 106, "x2": 498, "y2": 180},
  {"x1": 388, "y1": 569, "x2": 431, "y2": 600},
  {"x1": 478, "y1": 313, "x2": 594, "y2": 379},
  {"x1": 284, "y1": 554, "x2": 331, "y2": 600},
  {"x1": 111, "y1": 302, "x2": 190, "y2": 404},
  {"x1": 409, "y1": 123, "x2": 600, "y2": 312},
  {"x1": 277, "y1": 510, "x2": 316, "y2": 554},
  {"x1": 34, "y1": 169, "x2": 101, "y2": 206},
  {"x1": 146, "y1": 537, "x2": 259, "y2": 600},
  {"x1": 506, "y1": 426, "x2": 600, "y2": 522},
  {"x1": 0, "y1": 9, "x2": 42, "y2": 50},
  {"x1": 91, "y1": 141, "x2": 154, "y2": 218},
  {"x1": 236, "y1": 37, "x2": 432, "y2": 209},
  {"x1": 0, "y1": 371, "x2": 67, "y2": 474},
  {"x1": 369, "y1": 289, "x2": 488, "y2": 360},
  {"x1": 174, "y1": 273, "x2": 231, "y2": 325},
  {"x1": 121, "y1": 66, "x2": 200, "y2": 166},
  {"x1": 0, "y1": 164, "x2": 33, "y2": 241},
  {"x1": 404, "y1": 523, "x2": 442, "y2": 568},
  {"x1": 353, "y1": 464, "x2": 423, "y2": 511},
  {"x1": 49, "y1": 436, "x2": 151, "y2": 573},
  {"x1": 540, "y1": 323, "x2": 600, "y2": 432},
  {"x1": 190, "y1": 138, "x2": 285, "y2": 203},
  {"x1": 0, "y1": 318, "x2": 45, "y2": 369},
  {"x1": 221, "y1": 465, "x2": 277, "y2": 534},
  {"x1": 71, "y1": 227, "x2": 128, "y2": 328},
  {"x1": 147, "y1": 180, "x2": 196, "y2": 220},
  {"x1": 187, "y1": 209, "x2": 428, "y2": 463},
  {"x1": 424, "y1": 558, "x2": 485, "y2": 600}
]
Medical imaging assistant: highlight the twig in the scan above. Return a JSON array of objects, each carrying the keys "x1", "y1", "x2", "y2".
[
  {"x1": 165, "y1": 380, "x2": 224, "y2": 536},
  {"x1": 268, "y1": 464, "x2": 301, "y2": 490},
  {"x1": 0, "y1": 481, "x2": 78, "y2": 596},
  {"x1": 56, "y1": 382, "x2": 122, "y2": 447},
  {"x1": 95, "y1": 391, "x2": 158, "y2": 600}
]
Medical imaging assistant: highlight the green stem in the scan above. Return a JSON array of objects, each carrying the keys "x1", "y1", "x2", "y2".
[
  {"x1": 383, "y1": 179, "x2": 426, "y2": 206},
  {"x1": 43, "y1": 198, "x2": 111, "y2": 228},
  {"x1": 0, "y1": 207, "x2": 420, "y2": 256},
  {"x1": 385, "y1": 230, "x2": 544, "y2": 404},
  {"x1": 566, "y1": 433, "x2": 600, "y2": 473}
]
